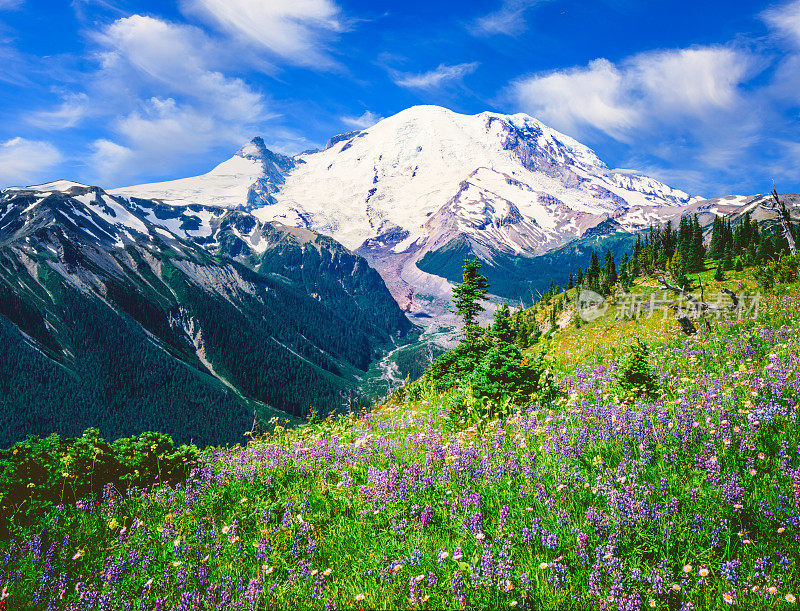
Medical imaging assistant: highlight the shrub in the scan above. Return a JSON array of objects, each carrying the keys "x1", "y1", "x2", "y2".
[
  {"x1": 614, "y1": 340, "x2": 660, "y2": 398},
  {"x1": 424, "y1": 341, "x2": 489, "y2": 392},
  {"x1": 753, "y1": 254, "x2": 800, "y2": 290},
  {"x1": 0, "y1": 428, "x2": 199, "y2": 535}
]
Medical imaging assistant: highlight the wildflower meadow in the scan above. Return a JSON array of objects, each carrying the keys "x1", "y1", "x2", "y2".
[{"x1": 1, "y1": 287, "x2": 800, "y2": 609}]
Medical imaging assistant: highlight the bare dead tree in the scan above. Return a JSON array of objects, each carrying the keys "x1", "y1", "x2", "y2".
[
  {"x1": 761, "y1": 188, "x2": 797, "y2": 255},
  {"x1": 249, "y1": 410, "x2": 267, "y2": 439},
  {"x1": 657, "y1": 275, "x2": 741, "y2": 335},
  {"x1": 720, "y1": 287, "x2": 739, "y2": 307},
  {"x1": 671, "y1": 306, "x2": 697, "y2": 335}
]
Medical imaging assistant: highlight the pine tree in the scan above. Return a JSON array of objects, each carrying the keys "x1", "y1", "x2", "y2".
[
  {"x1": 490, "y1": 304, "x2": 514, "y2": 344},
  {"x1": 709, "y1": 216, "x2": 723, "y2": 260},
  {"x1": 603, "y1": 250, "x2": 617, "y2": 293},
  {"x1": 587, "y1": 249, "x2": 601, "y2": 291},
  {"x1": 670, "y1": 251, "x2": 688, "y2": 288},
  {"x1": 451, "y1": 258, "x2": 489, "y2": 343},
  {"x1": 723, "y1": 247, "x2": 734, "y2": 271},
  {"x1": 690, "y1": 215, "x2": 705, "y2": 272},
  {"x1": 620, "y1": 252, "x2": 631, "y2": 289},
  {"x1": 567, "y1": 271, "x2": 574, "y2": 290}
]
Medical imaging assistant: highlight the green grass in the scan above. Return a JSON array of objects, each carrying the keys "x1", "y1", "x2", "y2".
[{"x1": 1, "y1": 264, "x2": 800, "y2": 610}]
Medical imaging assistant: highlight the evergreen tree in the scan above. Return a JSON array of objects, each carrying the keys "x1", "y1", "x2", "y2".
[
  {"x1": 709, "y1": 216, "x2": 723, "y2": 260},
  {"x1": 587, "y1": 249, "x2": 601, "y2": 291},
  {"x1": 690, "y1": 215, "x2": 705, "y2": 272},
  {"x1": 451, "y1": 258, "x2": 489, "y2": 343},
  {"x1": 669, "y1": 251, "x2": 688, "y2": 288},
  {"x1": 619, "y1": 253, "x2": 631, "y2": 289},
  {"x1": 490, "y1": 304, "x2": 514, "y2": 344},
  {"x1": 723, "y1": 247, "x2": 734, "y2": 271},
  {"x1": 714, "y1": 260, "x2": 725, "y2": 281},
  {"x1": 567, "y1": 271, "x2": 574, "y2": 290},
  {"x1": 603, "y1": 249, "x2": 617, "y2": 288},
  {"x1": 632, "y1": 235, "x2": 643, "y2": 278}
]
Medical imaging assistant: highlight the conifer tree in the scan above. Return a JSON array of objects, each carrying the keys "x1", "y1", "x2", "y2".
[
  {"x1": 603, "y1": 249, "x2": 617, "y2": 287},
  {"x1": 620, "y1": 253, "x2": 631, "y2": 289},
  {"x1": 587, "y1": 249, "x2": 601, "y2": 291},
  {"x1": 451, "y1": 258, "x2": 489, "y2": 343},
  {"x1": 690, "y1": 215, "x2": 705, "y2": 272},
  {"x1": 709, "y1": 216, "x2": 723, "y2": 260},
  {"x1": 490, "y1": 304, "x2": 514, "y2": 344}
]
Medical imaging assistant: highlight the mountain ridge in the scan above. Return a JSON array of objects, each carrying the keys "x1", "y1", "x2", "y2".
[{"x1": 0, "y1": 182, "x2": 413, "y2": 447}]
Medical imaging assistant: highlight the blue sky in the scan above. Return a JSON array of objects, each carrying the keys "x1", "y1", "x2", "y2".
[{"x1": 0, "y1": 0, "x2": 799, "y2": 197}]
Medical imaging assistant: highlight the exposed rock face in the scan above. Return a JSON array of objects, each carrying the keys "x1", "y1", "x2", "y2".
[{"x1": 109, "y1": 105, "x2": 797, "y2": 319}]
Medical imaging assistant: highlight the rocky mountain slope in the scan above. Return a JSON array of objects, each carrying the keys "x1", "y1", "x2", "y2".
[
  {"x1": 109, "y1": 105, "x2": 798, "y2": 315},
  {"x1": 0, "y1": 181, "x2": 411, "y2": 447},
  {"x1": 112, "y1": 106, "x2": 702, "y2": 315}
]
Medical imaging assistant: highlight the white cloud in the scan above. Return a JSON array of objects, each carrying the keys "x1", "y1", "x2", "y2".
[
  {"x1": 91, "y1": 97, "x2": 248, "y2": 185},
  {"x1": 506, "y1": 44, "x2": 782, "y2": 194},
  {"x1": 393, "y1": 62, "x2": 479, "y2": 91},
  {"x1": 471, "y1": 0, "x2": 548, "y2": 37},
  {"x1": 0, "y1": 0, "x2": 23, "y2": 10},
  {"x1": 512, "y1": 58, "x2": 638, "y2": 141},
  {"x1": 341, "y1": 110, "x2": 383, "y2": 129},
  {"x1": 182, "y1": 0, "x2": 344, "y2": 67},
  {"x1": 94, "y1": 15, "x2": 265, "y2": 122},
  {"x1": 628, "y1": 47, "x2": 751, "y2": 117},
  {"x1": 46, "y1": 14, "x2": 276, "y2": 185},
  {"x1": 510, "y1": 46, "x2": 752, "y2": 141},
  {"x1": 28, "y1": 93, "x2": 90, "y2": 129},
  {"x1": 90, "y1": 139, "x2": 134, "y2": 184},
  {"x1": 762, "y1": 0, "x2": 800, "y2": 47},
  {"x1": 0, "y1": 137, "x2": 63, "y2": 187}
]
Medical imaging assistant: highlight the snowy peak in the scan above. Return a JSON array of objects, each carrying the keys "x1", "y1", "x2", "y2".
[
  {"x1": 110, "y1": 137, "x2": 295, "y2": 210},
  {"x1": 111, "y1": 104, "x2": 703, "y2": 316}
]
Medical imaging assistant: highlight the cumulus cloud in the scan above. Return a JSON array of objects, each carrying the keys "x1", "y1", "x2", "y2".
[
  {"x1": 505, "y1": 44, "x2": 779, "y2": 194},
  {"x1": 0, "y1": 137, "x2": 63, "y2": 187},
  {"x1": 93, "y1": 15, "x2": 266, "y2": 122},
  {"x1": 512, "y1": 58, "x2": 637, "y2": 141},
  {"x1": 182, "y1": 0, "x2": 344, "y2": 67},
  {"x1": 340, "y1": 110, "x2": 383, "y2": 129},
  {"x1": 38, "y1": 14, "x2": 276, "y2": 185},
  {"x1": 393, "y1": 62, "x2": 479, "y2": 91},
  {"x1": 91, "y1": 96, "x2": 252, "y2": 185},
  {"x1": 511, "y1": 46, "x2": 752, "y2": 141},
  {"x1": 470, "y1": 0, "x2": 549, "y2": 37}
]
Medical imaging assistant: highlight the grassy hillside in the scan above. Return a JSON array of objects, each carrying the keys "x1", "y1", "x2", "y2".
[{"x1": 1, "y1": 263, "x2": 799, "y2": 609}]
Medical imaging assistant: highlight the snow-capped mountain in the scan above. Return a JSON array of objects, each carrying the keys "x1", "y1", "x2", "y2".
[
  {"x1": 112, "y1": 105, "x2": 705, "y2": 316},
  {"x1": 117, "y1": 137, "x2": 295, "y2": 209}
]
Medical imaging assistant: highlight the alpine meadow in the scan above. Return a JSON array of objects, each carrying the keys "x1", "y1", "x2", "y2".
[{"x1": 2, "y1": 0, "x2": 800, "y2": 609}]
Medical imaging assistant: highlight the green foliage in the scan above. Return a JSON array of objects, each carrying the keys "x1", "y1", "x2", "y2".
[
  {"x1": 753, "y1": 254, "x2": 800, "y2": 290},
  {"x1": 0, "y1": 428, "x2": 198, "y2": 536},
  {"x1": 448, "y1": 307, "x2": 559, "y2": 422},
  {"x1": 614, "y1": 339, "x2": 660, "y2": 398},
  {"x1": 425, "y1": 341, "x2": 489, "y2": 393},
  {"x1": 451, "y1": 258, "x2": 489, "y2": 341}
]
